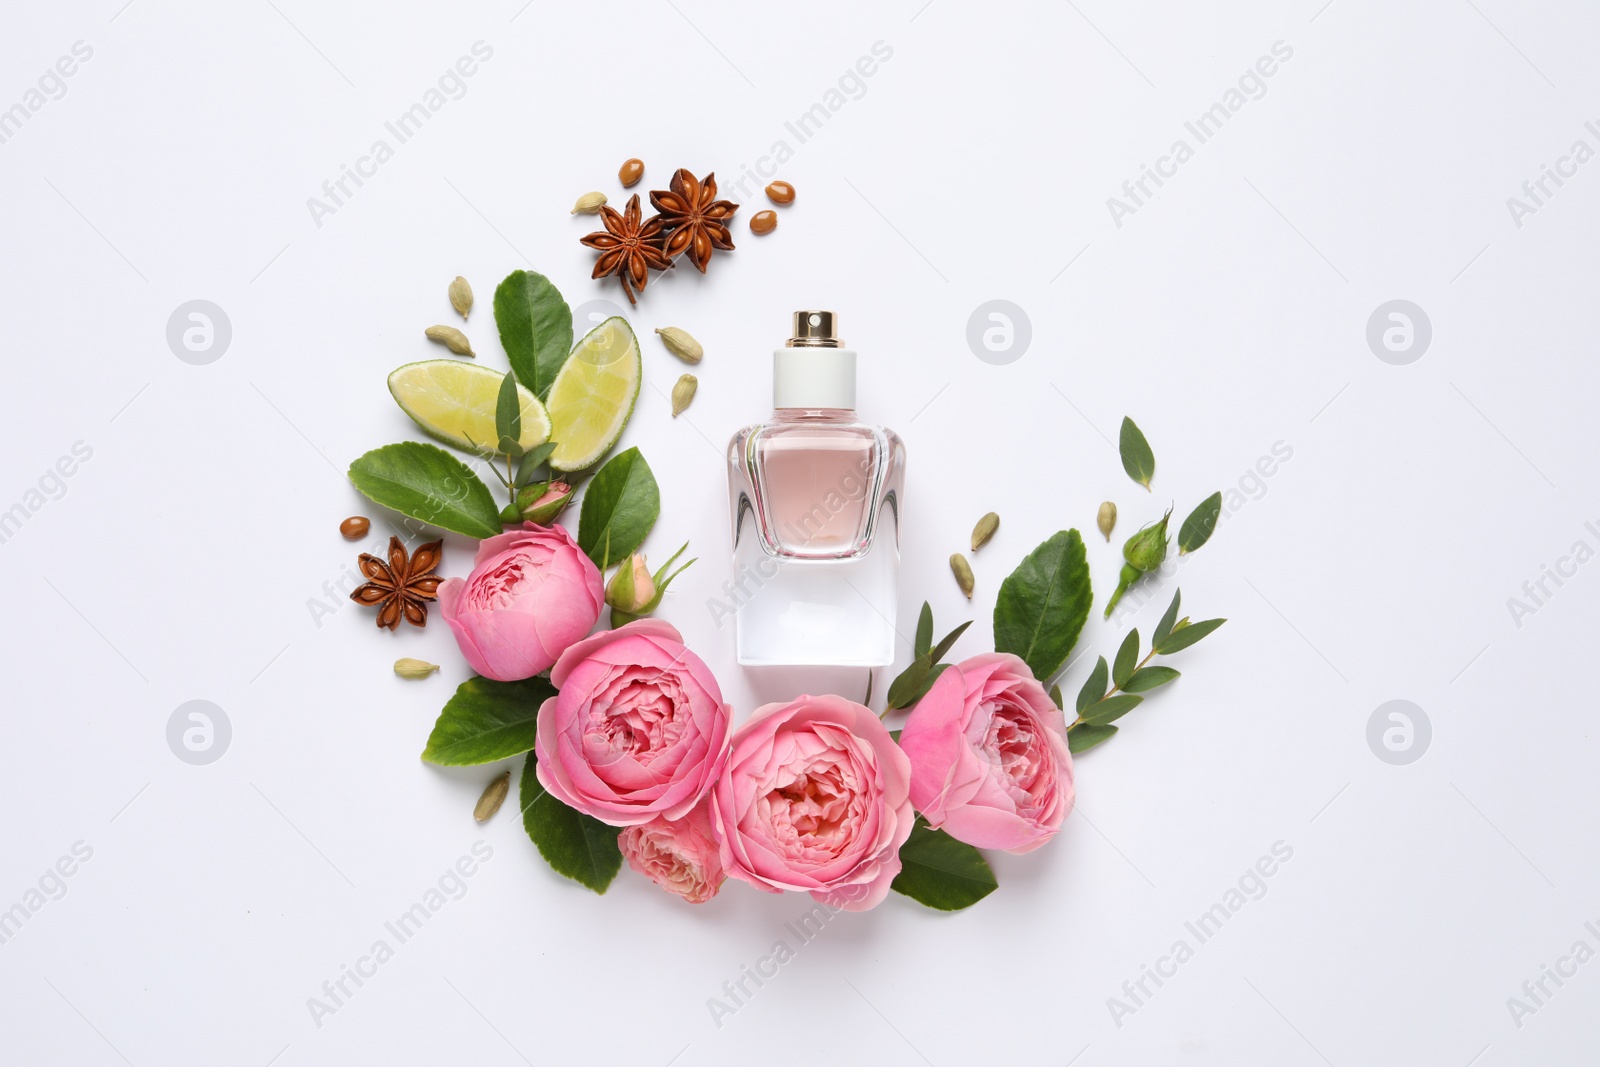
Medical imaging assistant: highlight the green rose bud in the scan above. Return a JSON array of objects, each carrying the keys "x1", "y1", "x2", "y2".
[
  {"x1": 500, "y1": 480, "x2": 574, "y2": 526},
  {"x1": 1105, "y1": 508, "x2": 1171, "y2": 617},
  {"x1": 605, "y1": 553, "x2": 656, "y2": 618}
]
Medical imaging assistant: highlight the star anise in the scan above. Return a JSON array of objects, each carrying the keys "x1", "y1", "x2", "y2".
[
  {"x1": 349, "y1": 536, "x2": 442, "y2": 630},
  {"x1": 650, "y1": 169, "x2": 738, "y2": 273},
  {"x1": 579, "y1": 193, "x2": 672, "y2": 305}
]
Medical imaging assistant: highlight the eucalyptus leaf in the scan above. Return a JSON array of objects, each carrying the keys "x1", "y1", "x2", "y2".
[
  {"x1": 929, "y1": 620, "x2": 972, "y2": 664},
  {"x1": 494, "y1": 270, "x2": 573, "y2": 400},
  {"x1": 1153, "y1": 618, "x2": 1226, "y2": 655},
  {"x1": 1068, "y1": 723, "x2": 1117, "y2": 754},
  {"x1": 914, "y1": 603, "x2": 933, "y2": 659},
  {"x1": 576, "y1": 447, "x2": 659, "y2": 566},
  {"x1": 348, "y1": 441, "x2": 503, "y2": 539},
  {"x1": 421, "y1": 675, "x2": 555, "y2": 765},
  {"x1": 514, "y1": 441, "x2": 558, "y2": 487},
  {"x1": 1076, "y1": 656, "x2": 1109, "y2": 714},
  {"x1": 1113, "y1": 628, "x2": 1141, "y2": 688},
  {"x1": 1082, "y1": 692, "x2": 1143, "y2": 725},
  {"x1": 1123, "y1": 665, "x2": 1181, "y2": 692},
  {"x1": 890, "y1": 820, "x2": 998, "y2": 911},
  {"x1": 993, "y1": 530, "x2": 1093, "y2": 682},
  {"x1": 519, "y1": 752, "x2": 622, "y2": 893},
  {"x1": 1178, "y1": 492, "x2": 1223, "y2": 554},
  {"x1": 1049, "y1": 683, "x2": 1064, "y2": 710},
  {"x1": 1119, "y1": 416, "x2": 1155, "y2": 490},
  {"x1": 1154, "y1": 589, "x2": 1182, "y2": 647},
  {"x1": 495, "y1": 371, "x2": 522, "y2": 455},
  {"x1": 885, "y1": 658, "x2": 930, "y2": 711}
]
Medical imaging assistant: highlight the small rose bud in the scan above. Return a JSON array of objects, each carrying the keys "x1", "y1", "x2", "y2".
[
  {"x1": 1105, "y1": 509, "x2": 1171, "y2": 618},
  {"x1": 605, "y1": 553, "x2": 656, "y2": 616},
  {"x1": 503, "y1": 480, "x2": 574, "y2": 525}
]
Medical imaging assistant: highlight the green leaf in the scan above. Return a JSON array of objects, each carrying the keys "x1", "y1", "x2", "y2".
[
  {"x1": 1082, "y1": 693, "x2": 1143, "y2": 725},
  {"x1": 890, "y1": 820, "x2": 997, "y2": 911},
  {"x1": 1153, "y1": 617, "x2": 1226, "y2": 654},
  {"x1": 495, "y1": 371, "x2": 522, "y2": 455},
  {"x1": 513, "y1": 441, "x2": 558, "y2": 488},
  {"x1": 1075, "y1": 656, "x2": 1108, "y2": 714},
  {"x1": 993, "y1": 530, "x2": 1093, "y2": 682},
  {"x1": 576, "y1": 447, "x2": 659, "y2": 566},
  {"x1": 1049, "y1": 683, "x2": 1064, "y2": 710},
  {"x1": 1113, "y1": 628, "x2": 1140, "y2": 688},
  {"x1": 1119, "y1": 416, "x2": 1155, "y2": 490},
  {"x1": 519, "y1": 752, "x2": 622, "y2": 893},
  {"x1": 348, "y1": 441, "x2": 503, "y2": 539},
  {"x1": 1154, "y1": 589, "x2": 1182, "y2": 647},
  {"x1": 929, "y1": 620, "x2": 972, "y2": 664},
  {"x1": 1178, "y1": 492, "x2": 1223, "y2": 554},
  {"x1": 421, "y1": 675, "x2": 555, "y2": 765},
  {"x1": 914, "y1": 603, "x2": 933, "y2": 659},
  {"x1": 494, "y1": 270, "x2": 573, "y2": 400},
  {"x1": 1123, "y1": 665, "x2": 1181, "y2": 692},
  {"x1": 1068, "y1": 723, "x2": 1117, "y2": 754},
  {"x1": 885, "y1": 660, "x2": 949, "y2": 711}
]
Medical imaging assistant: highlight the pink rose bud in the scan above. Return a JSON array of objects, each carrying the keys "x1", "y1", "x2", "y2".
[
  {"x1": 502, "y1": 480, "x2": 574, "y2": 526},
  {"x1": 711, "y1": 695, "x2": 913, "y2": 912},
  {"x1": 619, "y1": 801, "x2": 725, "y2": 904},
  {"x1": 535, "y1": 619, "x2": 732, "y2": 825},
  {"x1": 898, "y1": 652, "x2": 1074, "y2": 854},
  {"x1": 436, "y1": 523, "x2": 604, "y2": 681},
  {"x1": 605, "y1": 553, "x2": 656, "y2": 615}
]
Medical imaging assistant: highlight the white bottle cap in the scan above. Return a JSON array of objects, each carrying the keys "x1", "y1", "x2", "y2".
[{"x1": 774, "y1": 310, "x2": 856, "y2": 409}]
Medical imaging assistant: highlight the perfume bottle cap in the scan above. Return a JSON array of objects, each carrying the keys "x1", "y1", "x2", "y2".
[{"x1": 775, "y1": 311, "x2": 855, "y2": 409}]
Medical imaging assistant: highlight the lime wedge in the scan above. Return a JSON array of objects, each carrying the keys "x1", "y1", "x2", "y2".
[
  {"x1": 546, "y1": 317, "x2": 641, "y2": 471},
  {"x1": 387, "y1": 360, "x2": 551, "y2": 456}
]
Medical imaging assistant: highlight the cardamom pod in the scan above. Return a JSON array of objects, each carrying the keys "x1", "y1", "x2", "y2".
[
  {"x1": 571, "y1": 191, "x2": 607, "y2": 214},
  {"x1": 950, "y1": 553, "x2": 975, "y2": 599},
  {"x1": 970, "y1": 511, "x2": 999, "y2": 552},
  {"x1": 1097, "y1": 501, "x2": 1117, "y2": 541},
  {"x1": 474, "y1": 771, "x2": 510, "y2": 822},
  {"x1": 655, "y1": 326, "x2": 703, "y2": 364},
  {"x1": 425, "y1": 325, "x2": 474, "y2": 357},
  {"x1": 448, "y1": 276, "x2": 472, "y2": 320},
  {"x1": 393, "y1": 657, "x2": 440, "y2": 679},
  {"x1": 671, "y1": 374, "x2": 697, "y2": 417}
]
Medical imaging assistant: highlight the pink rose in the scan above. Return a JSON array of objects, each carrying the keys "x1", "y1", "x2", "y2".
[
  {"x1": 535, "y1": 619, "x2": 731, "y2": 826},
  {"x1": 619, "y1": 800, "x2": 725, "y2": 904},
  {"x1": 898, "y1": 652, "x2": 1074, "y2": 854},
  {"x1": 712, "y1": 695, "x2": 913, "y2": 912},
  {"x1": 437, "y1": 523, "x2": 603, "y2": 681}
]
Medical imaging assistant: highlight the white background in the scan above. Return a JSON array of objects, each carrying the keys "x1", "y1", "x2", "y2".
[{"x1": 2, "y1": 0, "x2": 1596, "y2": 1063}]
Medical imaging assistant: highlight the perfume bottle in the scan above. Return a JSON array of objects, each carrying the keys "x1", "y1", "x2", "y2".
[{"x1": 726, "y1": 311, "x2": 906, "y2": 666}]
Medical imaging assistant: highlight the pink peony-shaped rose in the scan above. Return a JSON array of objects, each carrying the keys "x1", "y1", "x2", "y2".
[
  {"x1": 619, "y1": 800, "x2": 725, "y2": 904},
  {"x1": 535, "y1": 619, "x2": 732, "y2": 825},
  {"x1": 437, "y1": 523, "x2": 604, "y2": 682},
  {"x1": 898, "y1": 652, "x2": 1074, "y2": 854},
  {"x1": 712, "y1": 695, "x2": 913, "y2": 912}
]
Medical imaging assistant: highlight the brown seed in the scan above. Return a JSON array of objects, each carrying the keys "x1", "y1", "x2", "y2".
[
  {"x1": 671, "y1": 373, "x2": 698, "y2": 417},
  {"x1": 1097, "y1": 501, "x2": 1117, "y2": 541},
  {"x1": 340, "y1": 516, "x2": 370, "y2": 540},
  {"x1": 474, "y1": 771, "x2": 510, "y2": 822},
  {"x1": 750, "y1": 210, "x2": 778, "y2": 235},
  {"x1": 618, "y1": 158, "x2": 644, "y2": 187},
  {"x1": 765, "y1": 180, "x2": 796, "y2": 205},
  {"x1": 425, "y1": 325, "x2": 474, "y2": 357},
  {"x1": 950, "y1": 553, "x2": 975, "y2": 599},
  {"x1": 970, "y1": 512, "x2": 999, "y2": 552}
]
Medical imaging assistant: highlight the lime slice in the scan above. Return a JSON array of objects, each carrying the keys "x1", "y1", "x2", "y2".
[
  {"x1": 545, "y1": 317, "x2": 641, "y2": 471},
  {"x1": 387, "y1": 360, "x2": 551, "y2": 456}
]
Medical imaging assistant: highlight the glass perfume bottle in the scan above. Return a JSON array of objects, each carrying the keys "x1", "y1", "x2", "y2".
[{"x1": 726, "y1": 311, "x2": 906, "y2": 666}]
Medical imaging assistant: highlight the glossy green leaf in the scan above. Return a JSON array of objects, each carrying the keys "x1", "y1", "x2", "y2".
[
  {"x1": 1082, "y1": 692, "x2": 1143, "y2": 725},
  {"x1": 348, "y1": 441, "x2": 502, "y2": 539},
  {"x1": 1076, "y1": 656, "x2": 1109, "y2": 714},
  {"x1": 1119, "y1": 416, "x2": 1155, "y2": 490},
  {"x1": 421, "y1": 675, "x2": 555, "y2": 765},
  {"x1": 993, "y1": 530, "x2": 1093, "y2": 682},
  {"x1": 890, "y1": 820, "x2": 998, "y2": 911},
  {"x1": 914, "y1": 603, "x2": 933, "y2": 659},
  {"x1": 1123, "y1": 665, "x2": 1181, "y2": 692},
  {"x1": 1153, "y1": 617, "x2": 1226, "y2": 655},
  {"x1": 576, "y1": 447, "x2": 659, "y2": 566},
  {"x1": 1113, "y1": 628, "x2": 1141, "y2": 688},
  {"x1": 1178, "y1": 492, "x2": 1223, "y2": 554},
  {"x1": 519, "y1": 751, "x2": 622, "y2": 893},
  {"x1": 494, "y1": 270, "x2": 572, "y2": 400},
  {"x1": 1068, "y1": 723, "x2": 1117, "y2": 754}
]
